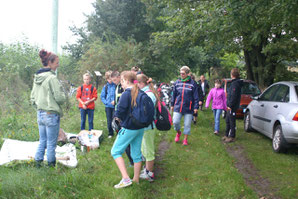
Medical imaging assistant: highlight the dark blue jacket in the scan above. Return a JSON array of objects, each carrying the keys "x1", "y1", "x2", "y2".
[
  {"x1": 115, "y1": 88, "x2": 138, "y2": 130},
  {"x1": 227, "y1": 78, "x2": 243, "y2": 111},
  {"x1": 171, "y1": 78, "x2": 200, "y2": 114}
]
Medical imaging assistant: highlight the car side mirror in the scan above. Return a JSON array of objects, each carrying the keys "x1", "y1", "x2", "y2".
[{"x1": 251, "y1": 96, "x2": 259, "y2": 100}]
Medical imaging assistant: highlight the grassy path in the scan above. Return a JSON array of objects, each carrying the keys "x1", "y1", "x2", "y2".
[{"x1": 0, "y1": 103, "x2": 297, "y2": 198}]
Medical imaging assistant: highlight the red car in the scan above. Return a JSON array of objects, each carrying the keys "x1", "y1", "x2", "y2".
[{"x1": 223, "y1": 79, "x2": 261, "y2": 118}]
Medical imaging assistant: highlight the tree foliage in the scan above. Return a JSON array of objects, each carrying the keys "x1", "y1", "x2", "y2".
[
  {"x1": 65, "y1": 0, "x2": 297, "y2": 87},
  {"x1": 88, "y1": 0, "x2": 152, "y2": 43},
  {"x1": 145, "y1": 0, "x2": 298, "y2": 88},
  {"x1": 78, "y1": 38, "x2": 144, "y2": 82}
]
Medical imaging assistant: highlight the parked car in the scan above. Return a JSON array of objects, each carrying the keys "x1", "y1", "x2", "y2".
[
  {"x1": 244, "y1": 81, "x2": 298, "y2": 153},
  {"x1": 223, "y1": 79, "x2": 261, "y2": 118}
]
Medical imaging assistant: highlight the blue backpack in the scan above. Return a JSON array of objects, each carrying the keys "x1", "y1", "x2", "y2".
[{"x1": 130, "y1": 90, "x2": 155, "y2": 129}]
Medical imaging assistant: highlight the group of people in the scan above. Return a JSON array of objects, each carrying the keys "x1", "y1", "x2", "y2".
[{"x1": 30, "y1": 49, "x2": 242, "y2": 189}]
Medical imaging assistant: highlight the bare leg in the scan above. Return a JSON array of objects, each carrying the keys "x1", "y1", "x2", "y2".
[
  {"x1": 133, "y1": 162, "x2": 142, "y2": 183},
  {"x1": 114, "y1": 157, "x2": 129, "y2": 179},
  {"x1": 146, "y1": 160, "x2": 154, "y2": 172}
]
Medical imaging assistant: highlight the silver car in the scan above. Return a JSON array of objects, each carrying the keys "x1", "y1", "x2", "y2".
[{"x1": 244, "y1": 81, "x2": 298, "y2": 153}]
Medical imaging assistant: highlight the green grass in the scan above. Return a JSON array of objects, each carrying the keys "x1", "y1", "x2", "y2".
[
  {"x1": 235, "y1": 118, "x2": 298, "y2": 198},
  {"x1": 0, "y1": 100, "x2": 297, "y2": 198}
]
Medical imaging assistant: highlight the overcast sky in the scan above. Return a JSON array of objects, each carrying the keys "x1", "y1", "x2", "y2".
[{"x1": 0, "y1": 0, "x2": 95, "y2": 53}]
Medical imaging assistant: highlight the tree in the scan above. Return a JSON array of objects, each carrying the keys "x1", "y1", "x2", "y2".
[
  {"x1": 87, "y1": 0, "x2": 152, "y2": 43},
  {"x1": 77, "y1": 38, "x2": 144, "y2": 81},
  {"x1": 143, "y1": 0, "x2": 298, "y2": 88}
]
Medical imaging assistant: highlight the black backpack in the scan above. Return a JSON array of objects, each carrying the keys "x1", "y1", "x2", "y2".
[
  {"x1": 155, "y1": 100, "x2": 172, "y2": 131},
  {"x1": 145, "y1": 90, "x2": 172, "y2": 131}
]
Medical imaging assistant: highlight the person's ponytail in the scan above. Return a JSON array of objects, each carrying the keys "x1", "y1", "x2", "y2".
[{"x1": 131, "y1": 83, "x2": 139, "y2": 107}]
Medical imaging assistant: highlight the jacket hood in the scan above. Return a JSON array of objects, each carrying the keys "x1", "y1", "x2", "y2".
[{"x1": 34, "y1": 69, "x2": 55, "y2": 85}]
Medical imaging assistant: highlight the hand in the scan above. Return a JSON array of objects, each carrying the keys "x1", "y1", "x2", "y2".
[
  {"x1": 171, "y1": 106, "x2": 174, "y2": 112},
  {"x1": 227, "y1": 107, "x2": 231, "y2": 111},
  {"x1": 199, "y1": 101, "x2": 203, "y2": 105},
  {"x1": 83, "y1": 104, "x2": 87, "y2": 110},
  {"x1": 194, "y1": 109, "x2": 198, "y2": 114},
  {"x1": 111, "y1": 101, "x2": 115, "y2": 105}
]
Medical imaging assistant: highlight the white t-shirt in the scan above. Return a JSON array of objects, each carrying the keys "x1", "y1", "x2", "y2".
[{"x1": 201, "y1": 82, "x2": 205, "y2": 95}]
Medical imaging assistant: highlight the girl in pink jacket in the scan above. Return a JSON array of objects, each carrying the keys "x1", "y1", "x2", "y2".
[{"x1": 205, "y1": 79, "x2": 227, "y2": 135}]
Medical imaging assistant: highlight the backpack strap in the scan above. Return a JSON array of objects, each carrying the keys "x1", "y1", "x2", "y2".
[
  {"x1": 81, "y1": 85, "x2": 94, "y2": 94},
  {"x1": 91, "y1": 85, "x2": 94, "y2": 94}
]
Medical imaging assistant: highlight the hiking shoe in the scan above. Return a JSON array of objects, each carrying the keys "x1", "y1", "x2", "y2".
[
  {"x1": 114, "y1": 178, "x2": 132, "y2": 189},
  {"x1": 140, "y1": 170, "x2": 154, "y2": 182},
  {"x1": 221, "y1": 136, "x2": 228, "y2": 141},
  {"x1": 175, "y1": 131, "x2": 182, "y2": 143},
  {"x1": 224, "y1": 137, "x2": 235, "y2": 143},
  {"x1": 182, "y1": 139, "x2": 188, "y2": 146}
]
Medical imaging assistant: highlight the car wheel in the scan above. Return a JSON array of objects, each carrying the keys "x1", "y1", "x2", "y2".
[
  {"x1": 272, "y1": 125, "x2": 287, "y2": 153},
  {"x1": 244, "y1": 111, "x2": 253, "y2": 132}
]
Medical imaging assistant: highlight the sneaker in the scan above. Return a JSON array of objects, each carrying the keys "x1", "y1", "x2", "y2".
[
  {"x1": 175, "y1": 131, "x2": 181, "y2": 143},
  {"x1": 114, "y1": 178, "x2": 132, "y2": 189},
  {"x1": 214, "y1": 131, "x2": 219, "y2": 135},
  {"x1": 221, "y1": 136, "x2": 228, "y2": 141},
  {"x1": 182, "y1": 139, "x2": 188, "y2": 146},
  {"x1": 193, "y1": 120, "x2": 197, "y2": 125},
  {"x1": 140, "y1": 167, "x2": 146, "y2": 175},
  {"x1": 140, "y1": 170, "x2": 154, "y2": 182},
  {"x1": 224, "y1": 137, "x2": 235, "y2": 143},
  {"x1": 108, "y1": 135, "x2": 113, "y2": 139}
]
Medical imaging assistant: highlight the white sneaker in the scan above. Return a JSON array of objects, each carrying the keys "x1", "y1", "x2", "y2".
[
  {"x1": 140, "y1": 170, "x2": 154, "y2": 182},
  {"x1": 108, "y1": 135, "x2": 112, "y2": 139},
  {"x1": 140, "y1": 167, "x2": 146, "y2": 175},
  {"x1": 114, "y1": 178, "x2": 132, "y2": 189}
]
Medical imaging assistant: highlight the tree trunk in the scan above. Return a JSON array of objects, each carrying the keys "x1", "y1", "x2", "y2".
[{"x1": 244, "y1": 49, "x2": 254, "y2": 81}]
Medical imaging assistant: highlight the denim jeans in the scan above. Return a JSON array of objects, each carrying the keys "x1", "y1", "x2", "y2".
[
  {"x1": 35, "y1": 110, "x2": 60, "y2": 165},
  {"x1": 80, "y1": 108, "x2": 94, "y2": 131},
  {"x1": 105, "y1": 107, "x2": 114, "y2": 136},
  {"x1": 173, "y1": 112, "x2": 193, "y2": 135},
  {"x1": 213, "y1": 109, "x2": 223, "y2": 132}
]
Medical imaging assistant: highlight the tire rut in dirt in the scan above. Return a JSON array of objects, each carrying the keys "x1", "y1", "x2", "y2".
[
  {"x1": 144, "y1": 137, "x2": 171, "y2": 199},
  {"x1": 226, "y1": 145, "x2": 281, "y2": 199},
  {"x1": 155, "y1": 138, "x2": 171, "y2": 177}
]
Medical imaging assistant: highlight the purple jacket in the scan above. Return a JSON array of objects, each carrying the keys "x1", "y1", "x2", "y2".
[{"x1": 205, "y1": 88, "x2": 227, "y2": 110}]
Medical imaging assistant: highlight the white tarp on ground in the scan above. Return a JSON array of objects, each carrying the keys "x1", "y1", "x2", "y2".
[{"x1": 0, "y1": 139, "x2": 78, "y2": 168}]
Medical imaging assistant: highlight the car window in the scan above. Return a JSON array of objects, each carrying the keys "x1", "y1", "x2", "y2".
[
  {"x1": 295, "y1": 86, "x2": 298, "y2": 98},
  {"x1": 271, "y1": 85, "x2": 289, "y2": 102},
  {"x1": 259, "y1": 85, "x2": 279, "y2": 101},
  {"x1": 241, "y1": 82, "x2": 261, "y2": 95}
]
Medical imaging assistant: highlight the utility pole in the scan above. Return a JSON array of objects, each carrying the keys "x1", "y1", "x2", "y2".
[{"x1": 52, "y1": 0, "x2": 59, "y2": 74}]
